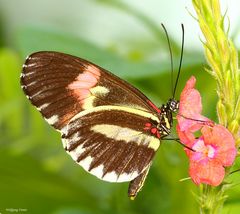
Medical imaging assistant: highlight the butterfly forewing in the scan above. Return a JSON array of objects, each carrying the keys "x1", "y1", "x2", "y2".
[{"x1": 21, "y1": 51, "x2": 157, "y2": 131}]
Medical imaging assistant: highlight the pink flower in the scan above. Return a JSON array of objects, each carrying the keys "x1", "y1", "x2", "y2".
[
  {"x1": 188, "y1": 125, "x2": 236, "y2": 186},
  {"x1": 177, "y1": 76, "x2": 237, "y2": 186}
]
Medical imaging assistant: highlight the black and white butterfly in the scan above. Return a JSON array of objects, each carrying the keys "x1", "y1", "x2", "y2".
[{"x1": 20, "y1": 25, "x2": 184, "y2": 199}]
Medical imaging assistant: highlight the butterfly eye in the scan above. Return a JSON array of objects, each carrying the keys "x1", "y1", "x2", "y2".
[{"x1": 173, "y1": 101, "x2": 179, "y2": 112}]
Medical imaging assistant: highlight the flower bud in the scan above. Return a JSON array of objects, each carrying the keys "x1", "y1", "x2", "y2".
[
  {"x1": 217, "y1": 100, "x2": 228, "y2": 125},
  {"x1": 228, "y1": 119, "x2": 239, "y2": 136},
  {"x1": 225, "y1": 70, "x2": 234, "y2": 105}
]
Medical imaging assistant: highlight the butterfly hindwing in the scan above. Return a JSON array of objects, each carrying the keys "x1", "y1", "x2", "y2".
[
  {"x1": 20, "y1": 51, "x2": 158, "y2": 131},
  {"x1": 62, "y1": 107, "x2": 160, "y2": 182}
]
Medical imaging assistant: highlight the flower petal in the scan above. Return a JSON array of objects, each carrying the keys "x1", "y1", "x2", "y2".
[
  {"x1": 177, "y1": 76, "x2": 211, "y2": 132},
  {"x1": 176, "y1": 124, "x2": 195, "y2": 145},
  {"x1": 201, "y1": 125, "x2": 237, "y2": 166},
  {"x1": 179, "y1": 76, "x2": 202, "y2": 117},
  {"x1": 189, "y1": 160, "x2": 225, "y2": 186},
  {"x1": 176, "y1": 124, "x2": 195, "y2": 156}
]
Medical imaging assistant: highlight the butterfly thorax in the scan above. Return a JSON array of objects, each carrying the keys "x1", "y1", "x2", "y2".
[{"x1": 157, "y1": 98, "x2": 179, "y2": 138}]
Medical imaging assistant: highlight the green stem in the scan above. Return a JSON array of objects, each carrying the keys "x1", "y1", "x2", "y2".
[
  {"x1": 199, "y1": 184, "x2": 228, "y2": 214},
  {"x1": 192, "y1": 0, "x2": 240, "y2": 213}
]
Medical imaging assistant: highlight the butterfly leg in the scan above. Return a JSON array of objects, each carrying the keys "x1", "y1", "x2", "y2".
[
  {"x1": 174, "y1": 114, "x2": 214, "y2": 126},
  {"x1": 162, "y1": 136, "x2": 195, "y2": 152},
  {"x1": 163, "y1": 137, "x2": 180, "y2": 140}
]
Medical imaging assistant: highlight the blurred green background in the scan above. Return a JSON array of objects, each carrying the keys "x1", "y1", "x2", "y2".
[{"x1": 0, "y1": 0, "x2": 240, "y2": 214}]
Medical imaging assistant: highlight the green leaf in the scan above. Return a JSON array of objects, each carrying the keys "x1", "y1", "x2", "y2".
[{"x1": 0, "y1": 48, "x2": 23, "y2": 137}]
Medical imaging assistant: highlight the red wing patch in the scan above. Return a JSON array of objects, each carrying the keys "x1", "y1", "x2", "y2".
[
  {"x1": 144, "y1": 122, "x2": 161, "y2": 138},
  {"x1": 147, "y1": 100, "x2": 161, "y2": 113}
]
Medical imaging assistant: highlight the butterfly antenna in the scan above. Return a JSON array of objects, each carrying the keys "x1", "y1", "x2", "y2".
[
  {"x1": 173, "y1": 24, "x2": 185, "y2": 99},
  {"x1": 161, "y1": 24, "x2": 174, "y2": 97}
]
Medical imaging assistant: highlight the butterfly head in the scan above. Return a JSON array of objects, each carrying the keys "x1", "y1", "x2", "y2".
[{"x1": 167, "y1": 98, "x2": 179, "y2": 113}]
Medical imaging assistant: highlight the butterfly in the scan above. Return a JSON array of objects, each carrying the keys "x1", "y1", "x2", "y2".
[{"x1": 20, "y1": 25, "x2": 184, "y2": 199}]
